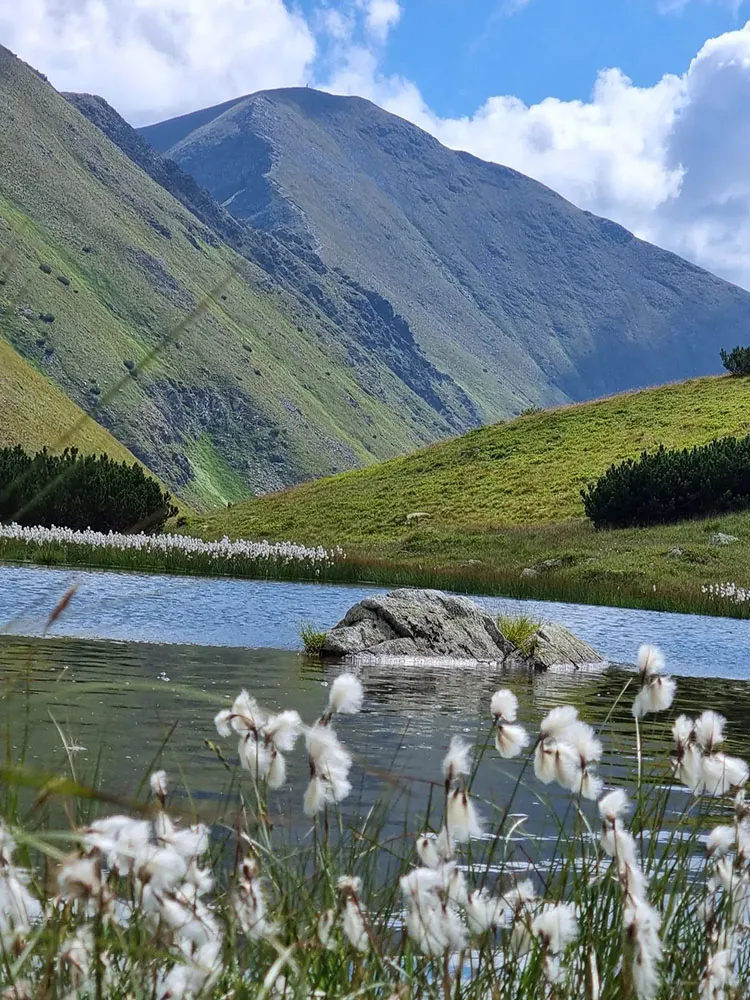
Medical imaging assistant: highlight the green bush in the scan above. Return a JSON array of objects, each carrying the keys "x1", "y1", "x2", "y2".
[
  {"x1": 0, "y1": 445, "x2": 176, "y2": 532},
  {"x1": 582, "y1": 434, "x2": 750, "y2": 528},
  {"x1": 720, "y1": 345, "x2": 750, "y2": 375},
  {"x1": 498, "y1": 613, "x2": 541, "y2": 653}
]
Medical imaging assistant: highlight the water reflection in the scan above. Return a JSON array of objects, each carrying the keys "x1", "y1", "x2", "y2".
[{"x1": 1, "y1": 635, "x2": 748, "y2": 860}]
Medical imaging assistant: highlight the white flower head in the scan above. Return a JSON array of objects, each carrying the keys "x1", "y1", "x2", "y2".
[
  {"x1": 599, "y1": 788, "x2": 629, "y2": 824},
  {"x1": 327, "y1": 674, "x2": 364, "y2": 715},
  {"x1": 442, "y1": 735, "x2": 472, "y2": 783},
  {"x1": 532, "y1": 903, "x2": 578, "y2": 953},
  {"x1": 637, "y1": 644, "x2": 665, "y2": 677},
  {"x1": 491, "y1": 689, "x2": 518, "y2": 722},
  {"x1": 465, "y1": 888, "x2": 507, "y2": 935},
  {"x1": 495, "y1": 723, "x2": 530, "y2": 759},
  {"x1": 265, "y1": 710, "x2": 302, "y2": 752},
  {"x1": 706, "y1": 825, "x2": 735, "y2": 858},
  {"x1": 694, "y1": 711, "x2": 726, "y2": 752},
  {"x1": 701, "y1": 753, "x2": 749, "y2": 797},
  {"x1": 633, "y1": 674, "x2": 676, "y2": 718},
  {"x1": 343, "y1": 898, "x2": 369, "y2": 953},
  {"x1": 445, "y1": 787, "x2": 484, "y2": 843},
  {"x1": 540, "y1": 705, "x2": 579, "y2": 740},
  {"x1": 150, "y1": 770, "x2": 168, "y2": 801}
]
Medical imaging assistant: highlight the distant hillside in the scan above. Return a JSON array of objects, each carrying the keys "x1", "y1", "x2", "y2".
[
  {"x1": 143, "y1": 87, "x2": 750, "y2": 419},
  {"x1": 191, "y1": 375, "x2": 750, "y2": 543},
  {"x1": 0, "y1": 47, "x2": 478, "y2": 511},
  {"x1": 0, "y1": 338, "x2": 139, "y2": 462}
]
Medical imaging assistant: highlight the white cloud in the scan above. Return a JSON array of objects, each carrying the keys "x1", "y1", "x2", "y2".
[
  {"x1": 0, "y1": 0, "x2": 316, "y2": 125},
  {"x1": 360, "y1": 0, "x2": 402, "y2": 42}
]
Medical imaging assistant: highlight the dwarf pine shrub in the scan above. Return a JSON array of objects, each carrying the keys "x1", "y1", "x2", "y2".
[
  {"x1": 582, "y1": 434, "x2": 750, "y2": 528},
  {"x1": 720, "y1": 345, "x2": 750, "y2": 376},
  {"x1": 0, "y1": 444, "x2": 176, "y2": 532}
]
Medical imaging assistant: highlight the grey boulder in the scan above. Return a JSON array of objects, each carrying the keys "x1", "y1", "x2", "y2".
[{"x1": 321, "y1": 588, "x2": 604, "y2": 669}]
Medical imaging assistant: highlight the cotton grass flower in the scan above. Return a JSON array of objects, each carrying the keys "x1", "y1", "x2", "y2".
[
  {"x1": 465, "y1": 887, "x2": 507, "y2": 935},
  {"x1": 695, "y1": 711, "x2": 726, "y2": 752},
  {"x1": 337, "y1": 876, "x2": 369, "y2": 953},
  {"x1": 304, "y1": 723, "x2": 353, "y2": 815},
  {"x1": 700, "y1": 752, "x2": 749, "y2": 796},
  {"x1": 632, "y1": 645, "x2": 675, "y2": 718},
  {"x1": 445, "y1": 787, "x2": 484, "y2": 843},
  {"x1": 442, "y1": 735, "x2": 472, "y2": 784},
  {"x1": 150, "y1": 769, "x2": 168, "y2": 803},
  {"x1": 491, "y1": 689, "x2": 529, "y2": 759},
  {"x1": 326, "y1": 674, "x2": 364, "y2": 716},
  {"x1": 699, "y1": 949, "x2": 736, "y2": 1000},
  {"x1": 625, "y1": 897, "x2": 663, "y2": 1000}
]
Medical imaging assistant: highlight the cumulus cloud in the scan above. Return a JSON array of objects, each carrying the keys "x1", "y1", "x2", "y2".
[{"x1": 0, "y1": 0, "x2": 316, "y2": 125}]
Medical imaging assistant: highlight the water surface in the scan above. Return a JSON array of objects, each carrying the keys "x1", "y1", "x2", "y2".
[{"x1": 2, "y1": 563, "x2": 750, "y2": 678}]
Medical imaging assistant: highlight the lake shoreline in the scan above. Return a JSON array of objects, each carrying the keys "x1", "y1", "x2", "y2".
[{"x1": 2, "y1": 531, "x2": 749, "y2": 620}]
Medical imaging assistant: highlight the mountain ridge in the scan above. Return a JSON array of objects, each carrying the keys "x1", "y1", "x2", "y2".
[{"x1": 141, "y1": 86, "x2": 750, "y2": 419}]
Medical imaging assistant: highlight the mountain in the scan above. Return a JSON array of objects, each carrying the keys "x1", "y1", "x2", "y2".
[
  {"x1": 190, "y1": 374, "x2": 750, "y2": 544},
  {"x1": 142, "y1": 87, "x2": 750, "y2": 419},
  {"x1": 0, "y1": 47, "x2": 478, "y2": 511},
  {"x1": 0, "y1": 338, "x2": 141, "y2": 463}
]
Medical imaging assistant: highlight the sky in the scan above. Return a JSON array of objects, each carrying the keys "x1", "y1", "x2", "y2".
[{"x1": 4, "y1": 0, "x2": 750, "y2": 289}]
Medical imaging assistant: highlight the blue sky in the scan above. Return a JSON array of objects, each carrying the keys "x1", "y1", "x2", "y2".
[
  {"x1": 5, "y1": 0, "x2": 750, "y2": 289},
  {"x1": 372, "y1": 0, "x2": 748, "y2": 115}
]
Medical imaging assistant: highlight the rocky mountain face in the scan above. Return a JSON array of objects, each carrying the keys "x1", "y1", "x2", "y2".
[
  {"x1": 142, "y1": 87, "x2": 750, "y2": 420},
  {"x1": 0, "y1": 46, "x2": 481, "y2": 510}
]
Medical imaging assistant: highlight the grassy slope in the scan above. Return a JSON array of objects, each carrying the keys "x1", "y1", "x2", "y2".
[
  {"x1": 0, "y1": 337, "x2": 139, "y2": 461},
  {"x1": 193, "y1": 375, "x2": 750, "y2": 541},
  {"x1": 0, "y1": 48, "x2": 472, "y2": 511},
  {"x1": 188, "y1": 375, "x2": 750, "y2": 615}
]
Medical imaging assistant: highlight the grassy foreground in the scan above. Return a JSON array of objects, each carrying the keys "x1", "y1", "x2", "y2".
[{"x1": 2, "y1": 654, "x2": 749, "y2": 997}]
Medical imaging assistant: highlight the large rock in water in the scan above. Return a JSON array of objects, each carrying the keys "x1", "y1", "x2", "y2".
[{"x1": 321, "y1": 588, "x2": 604, "y2": 669}]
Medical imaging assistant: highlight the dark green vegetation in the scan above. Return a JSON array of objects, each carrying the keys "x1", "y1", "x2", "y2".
[
  {"x1": 144, "y1": 86, "x2": 750, "y2": 418},
  {"x1": 0, "y1": 47, "x2": 480, "y2": 513},
  {"x1": 0, "y1": 444, "x2": 176, "y2": 531},
  {"x1": 721, "y1": 345, "x2": 750, "y2": 376},
  {"x1": 583, "y1": 435, "x2": 750, "y2": 528}
]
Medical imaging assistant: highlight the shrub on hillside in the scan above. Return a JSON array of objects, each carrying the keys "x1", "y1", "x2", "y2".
[
  {"x1": 582, "y1": 434, "x2": 750, "y2": 528},
  {"x1": 0, "y1": 445, "x2": 176, "y2": 532},
  {"x1": 720, "y1": 345, "x2": 750, "y2": 375}
]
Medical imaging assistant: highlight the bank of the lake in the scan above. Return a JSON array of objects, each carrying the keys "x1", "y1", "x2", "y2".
[{"x1": 2, "y1": 513, "x2": 750, "y2": 619}]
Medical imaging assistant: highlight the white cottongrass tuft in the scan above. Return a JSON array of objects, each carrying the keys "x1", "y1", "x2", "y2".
[
  {"x1": 304, "y1": 724, "x2": 353, "y2": 815},
  {"x1": 625, "y1": 897, "x2": 663, "y2": 1000},
  {"x1": 700, "y1": 753, "x2": 749, "y2": 797},
  {"x1": 706, "y1": 825, "x2": 735, "y2": 858},
  {"x1": 699, "y1": 949, "x2": 736, "y2": 1000},
  {"x1": 495, "y1": 722, "x2": 531, "y2": 759},
  {"x1": 465, "y1": 888, "x2": 507, "y2": 935},
  {"x1": 599, "y1": 788, "x2": 629, "y2": 823},
  {"x1": 531, "y1": 902, "x2": 578, "y2": 953},
  {"x1": 694, "y1": 711, "x2": 726, "y2": 752},
  {"x1": 445, "y1": 787, "x2": 484, "y2": 843},
  {"x1": 327, "y1": 674, "x2": 364, "y2": 716},
  {"x1": 637, "y1": 644, "x2": 665, "y2": 677},
  {"x1": 632, "y1": 674, "x2": 676, "y2": 719},
  {"x1": 150, "y1": 769, "x2": 168, "y2": 801},
  {"x1": 490, "y1": 689, "x2": 518, "y2": 722},
  {"x1": 442, "y1": 735, "x2": 472, "y2": 783}
]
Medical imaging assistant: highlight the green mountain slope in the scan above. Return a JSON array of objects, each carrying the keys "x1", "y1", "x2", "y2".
[
  {"x1": 191, "y1": 375, "x2": 750, "y2": 543},
  {"x1": 0, "y1": 338, "x2": 140, "y2": 462},
  {"x1": 143, "y1": 87, "x2": 750, "y2": 419},
  {"x1": 0, "y1": 48, "x2": 478, "y2": 511}
]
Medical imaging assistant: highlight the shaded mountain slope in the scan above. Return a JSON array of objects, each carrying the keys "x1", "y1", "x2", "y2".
[
  {"x1": 0, "y1": 48, "x2": 478, "y2": 511},
  {"x1": 143, "y1": 87, "x2": 750, "y2": 419},
  {"x1": 191, "y1": 375, "x2": 750, "y2": 544},
  {"x1": 0, "y1": 338, "x2": 140, "y2": 463}
]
